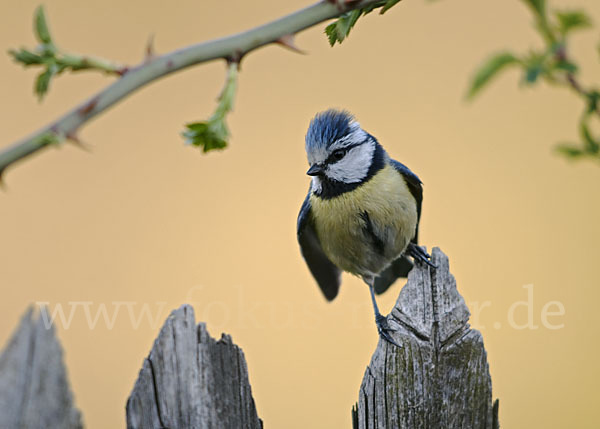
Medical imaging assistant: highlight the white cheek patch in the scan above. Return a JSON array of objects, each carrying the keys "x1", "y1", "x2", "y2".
[
  {"x1": 311, "y1": 176, "x2": 322, "y2": 194},
  {"x1": 325, "y1": 141, "x2": 375, "y2": 183}
]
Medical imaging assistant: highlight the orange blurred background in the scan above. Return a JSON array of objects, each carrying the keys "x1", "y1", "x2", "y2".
[{"x1": 1, "y1": 0, "x2": 599, "y2": 427}]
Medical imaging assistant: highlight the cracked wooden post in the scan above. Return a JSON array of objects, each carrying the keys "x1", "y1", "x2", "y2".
[
  {"x1": 126, "y1": 304, "x2": 262, "y2": 429},
  {"x1": 0, "y1": 307, "x2": 83, "y2": 429},
  {"x1": 352, "y1": 247, "x2": 500, "y2": 429}
]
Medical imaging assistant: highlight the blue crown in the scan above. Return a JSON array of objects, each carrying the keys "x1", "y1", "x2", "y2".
[{"x1": 305, "y1": 109, "x2": 355, "y2": 152}]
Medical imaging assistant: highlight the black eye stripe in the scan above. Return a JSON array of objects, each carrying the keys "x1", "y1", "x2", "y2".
[
  {"x1": 333, "y1": 149, "x2": 346, "y2": 159},
  {"x1": 326, "y1": 150, "x2": 345, "y2": 164},
  {"x1": 325, "y1": 142, "x2": 362, "y2": 164}
]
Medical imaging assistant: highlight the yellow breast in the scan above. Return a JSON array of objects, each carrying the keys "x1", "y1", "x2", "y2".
[{"x1": 309, "y1": 164, "x2": 417, "y2": 278}]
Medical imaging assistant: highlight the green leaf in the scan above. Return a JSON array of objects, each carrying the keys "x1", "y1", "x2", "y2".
[
  {"x1": 35, "y1": 63, "x2": 59, "y2": 100},
  {"x1": 586, "y1": 90, "x2": 600, "y2": 114},
  {"x1": 521, "y1": 51, "x2": 547, "y2": 84},
  {"x1": 325, "y1": 10, "x2": 363, "y2": 46},
  {"x1": 553, "y1": 59, "x2": 578, "y2": 73},
  {"x1": 324, "y1": 1, "x2": 401, "y2": 46},
  {"x1": 525, "y1": 64, "x2": 543, "y2": 83},
  {"x1": 338, "y1": 10, "x2": 361, "y2": 42},
  {"x1": 325, "y1": 23, "x2": 338, "y2": 47},
  {"x1": 580, "y1": 120, "x2": 599, "y2": 154},
  {"x1": 347, "y1": 9, "x2": 362, "y2": 30},
  {"x1": 555, "y1": 143, "x2": 585, "y2": 158},
  {"x1": 381, "y1": 0, "x2": 402, "y2": 14},
  {"x1": 8, "y1": 48, "x2": 43, "y2": 66},
  {"x1": 555, "y1": 10, "x2": 592, "y2": 35},
  {"x1": 35, "y1": 69, "x2": 52, "y2": 99},
  {"x1": 467, "y1": 52, "x2": 520, "y2": 98},
  {"x1": 34, "y1": 6, "x2": 52, "y2": 45},
  {"x1": 522, "y1": 0, "x2": 546, "y2": 18},
  {"x1": 362, "y1": 2, "x2": 384, "y2": 16},
  {"x1": 182, "y1": 121, "x2": 228, "y2": 152}
]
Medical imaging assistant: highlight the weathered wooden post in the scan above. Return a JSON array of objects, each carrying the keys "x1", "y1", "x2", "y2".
[
  {"x1": 352, "y1": 247, "x2": 499, "y2": 428},
  {"x1": 126, "y1": 305, "x2": 262, "y2": 429},
  {"x1": 0, "y1": 307, "x2": 83, "y2": 429}
]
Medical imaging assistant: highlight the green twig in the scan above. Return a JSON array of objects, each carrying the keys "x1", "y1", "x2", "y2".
[{"x1": 182, "y1": 62, "x2": 239, "y2": 152}]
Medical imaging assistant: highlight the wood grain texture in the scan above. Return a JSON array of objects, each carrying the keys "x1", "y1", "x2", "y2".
[
  {"x1": 126, "y1": 304, "x2": 262, "y2": 429},
  {"x1": 353, "y1": 247, "x2": 500, "y2": 429},
  {"x1": 0, "y1": 307, "x2": 83, "y2": 429}
]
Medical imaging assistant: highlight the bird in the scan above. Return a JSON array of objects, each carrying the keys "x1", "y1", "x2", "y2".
[{"x1": 297, "y1": 109, "x2": 433, "y2": 347}]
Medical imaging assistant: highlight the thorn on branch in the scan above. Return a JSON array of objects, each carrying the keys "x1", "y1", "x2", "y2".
[
  {"x1": 66, "y1": 132, "x2": 91, "y2": 152},
  {"x1": 79, "y1": 97, "x2": 99, "y2": 116},
  {"x1": 276, "y1": 34, "x2": 306, "y2": 54},
  {"x1": 116, "y1": 66, "x2": 130, "y2": 76},
  {"x1": 144, "y1": 34, "x2": 155, "y2": 62}
]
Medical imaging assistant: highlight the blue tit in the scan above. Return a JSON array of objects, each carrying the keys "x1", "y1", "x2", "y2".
[{"x1": 297, "y1": 109, "x2": 434, "y2": 347}]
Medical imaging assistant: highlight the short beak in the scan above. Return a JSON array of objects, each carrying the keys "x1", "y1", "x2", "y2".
[{"x1": 306, "y1": 164, "x2": 324, "y2": 176}]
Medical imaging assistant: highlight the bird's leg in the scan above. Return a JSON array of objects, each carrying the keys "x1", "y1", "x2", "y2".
[
  {"x1": 406, "y1": 242, "x2": 437, "y2": 268},
  {"x1": 367, "y1": 278, "x2": 402, "y2": 348}
]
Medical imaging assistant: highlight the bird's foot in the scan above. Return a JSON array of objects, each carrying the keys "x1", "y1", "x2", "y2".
[
  {"x1": 375, "y1": 313, "x2": 402, "y2": 348},
  {"x1": 407, "y1": 243, "x2": 437, "y2": 268}
]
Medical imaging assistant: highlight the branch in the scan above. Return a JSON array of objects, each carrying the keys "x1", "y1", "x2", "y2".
[{"x1": 0, "y1": 0, "x2": 386, "y2": 182}]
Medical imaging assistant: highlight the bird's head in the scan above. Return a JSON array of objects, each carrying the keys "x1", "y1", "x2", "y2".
[{"x1": 305, "y1": 109, "x2": 384, "y2": 197}]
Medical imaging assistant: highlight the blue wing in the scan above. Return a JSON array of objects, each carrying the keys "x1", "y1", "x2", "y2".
[
  {"x1": 373, "y1": 159, "x2": 423, "y2": 294},
  {"x1": 390, "y1": 159, "x2": 423, "y2": 228},
  {"x1": 297, "y1": 188, "x2": 341, "y2": 301}
]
